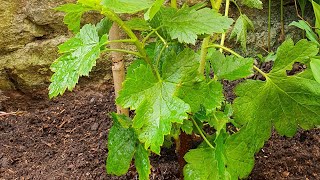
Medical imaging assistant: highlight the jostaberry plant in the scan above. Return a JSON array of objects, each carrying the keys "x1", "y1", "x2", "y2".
[{"x1": 49, "y1": 0, "x2": 320, "y2": 179}]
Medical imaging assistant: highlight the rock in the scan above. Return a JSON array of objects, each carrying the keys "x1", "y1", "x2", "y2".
[
  {"x1": 0, "y1": 36, "x2": 68, "y2": 91},
  {"x1": 91, "y1": 123, "x2": 100, "y2": 131}
]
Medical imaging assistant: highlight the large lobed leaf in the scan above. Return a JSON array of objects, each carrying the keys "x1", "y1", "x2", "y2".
[
  {"x1": 152, "y1": 5, "x2": 233, "y2": 44},
  {"x1": 49, "y1": 24, "x2": 107, "y2": 98},
  {"x1": 231, "y1": 39, "x2": 320, "y2": 156},
  {"x1": 117, "y1": 48, "x2": 224, "y2": 153}
]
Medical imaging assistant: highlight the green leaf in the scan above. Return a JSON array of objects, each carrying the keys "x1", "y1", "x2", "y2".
[
  {"x1": 184, "y1": 135, "x2": 253, "y2": 179},
  {"x1": 184, "y1": 148, "x2": 219, "y2": 180},
  {"x1": 106, "y1": 114, "x2": 137, "y2": 176},
  {"x1": 310, "y1": 57, "x2": 320, "y2": 83},
  {"x1": 230, "y1": 14, "x2": 254, "y2": 51},
  {"x1": 208, "y1": 50, "x2": 254, "y2": 81},
  {"x1": 125, "y1": 18, "x2": 151, "y2": 31},
  {"x1": 153, "y1": 5, "x2": 233, "y2": 44},
  {"x1": 49, "y1": 24, "x2": 106, "y2": 98},
  {"x1": 101, "y1": 0, "x2": 154, "y2": 14},
  {"x1": 96, "y1": 17, "x2": 113, "y2": 38},
  {"x1": 144, "y1": 0, "x2": 165, "y2": 20},
  {"x1": 181, "y1": 119, "x2": 194, "y2": 134},
  {"x1": 117, "y1": 49, "x2": 199, "y2": 154},
  {"x1": 55, "y1": 3, "x2": 92, "y2": 33},
  {"x1": 312, "y1": 0, "x2": 320, "y2": 36},
  {"x1": 177, "y1": 80, "x2": 224, "y2": 113},
  {"x1": 289, "y1": 20, "x2": 320, "y2": 46},
  {"x1": 231, "y1": 39, "x2": 320, "y2": 156},
  {"x1": 238, "y1": 0, "x2": 263, "y2": 9},
  {"x1": 272, "y1": 39, "x2": 319, "y2": 73},
  {"x1": 135, "y1": 144, "x2": 151, "y2": 180}
]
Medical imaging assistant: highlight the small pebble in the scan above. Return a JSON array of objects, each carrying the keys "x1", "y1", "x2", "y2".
[{"x1": 91, "y1": 123, "x2": 99, "y2": 131}]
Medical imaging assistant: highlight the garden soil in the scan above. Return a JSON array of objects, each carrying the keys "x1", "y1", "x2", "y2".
[{"x1": 0, "y1": 82, "x2": 319, "y2": 180}]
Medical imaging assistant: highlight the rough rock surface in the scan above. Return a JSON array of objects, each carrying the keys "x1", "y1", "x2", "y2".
[{"x1": 0, "y1": 0, "x2": 110, "y2": 93}]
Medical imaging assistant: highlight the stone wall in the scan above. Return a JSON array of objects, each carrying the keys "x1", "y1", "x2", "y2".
[{"x1": 0, "y1": 0, "x2": 314, "y2": 93}]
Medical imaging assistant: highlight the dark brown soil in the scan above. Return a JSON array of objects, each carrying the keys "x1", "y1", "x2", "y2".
[{"x1": 0, "y1": 84, "x2": 319, "y2": 180}]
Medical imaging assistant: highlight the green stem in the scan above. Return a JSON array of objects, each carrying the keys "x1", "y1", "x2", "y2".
[
  {"x1": 191, "y1": 118, "x2": 214, "y2": 149},
  {"x1": 212, "y1": 0, "x2": 223, "y2": 10},
  {"x1": 199, "y1": 37, "x2": 210, "y2": 74},
  {"x1": 155, "y1": 31, "x2": 168, "y2": 47},
  {"x1": 103, "y1": 49, "x2": 143, "y2": 57},
  {"x1": 220, "y1": 0, "x2": 230, "y2": 53},
  {"x1": 268, "y1": 0, "x2": 271, "y2": 51},
  {"x1": 253, "y1": 65, "x2": 268, "y2": 78},
  {"x1": 142, "y1": 26, "x2": 162, "y2": 45},
  {"x1": 101, "y1": 8, "x2": 147, "y2": 61},
  {"x1": 231, "y1": 0, "x2": 242, "y2": 14},
  {"x1": 207, "y1": 44, "x2": 242, "y2": 58},
  {"x1": 171, "y1": 0, "x2": 177, "y2": 8},
  {"x1": 101, "y1": 8, "x2": 162, "y2": 80}
]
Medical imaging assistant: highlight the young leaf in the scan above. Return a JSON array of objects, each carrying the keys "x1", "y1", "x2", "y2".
[
  {"x1": 181, "y1": 119, "x2": 194, "y2": 134},
  {"x1": 312, "y1": 0, "x2": 320, "y2": 36},
  {"x1": 101, "y1": 0, "x2": 154, "y2": 14},
  {"x1": 49, "y1": 24, "x2": 106, "y2": 98},
  {"x1": 144, "y1": 0, "x2": 165, "y2": 20},
  {"x1": 231, "y1": 39, "x2": 320, "y2": 156},
  {"x1": 55, "y1": 3, "x2": 93, "y2": 33},
  {"x1": 238, "y1": 0, "x2": 263, "y2": 9},
  {"x1": 106, "y1": 114, "x2": 137, "y2": 176},
  {"x1": 125, "y1": 18, "x2": 151, "y2": 31},
  {"x1": 289, "y1": 20, "x2": 320, "y2": 46},
  {"x1": 96, "y1": 17, "x2": 113, "y2": 38},
  {"x1": 310, "y1": 57, "x2": 320, "y2": 83},
  {"x1": 230, "y1": 14, "x2": 254, "y2": 51},
  {"x1": 135, "y1": 144, "x2": 151, "y2": 180},
  {"x1": 208, "y1": 50, "x2": 254, "y2": 81},
  {"x1": 153, "y1": 5, "x2": 234, "y2": 44}
]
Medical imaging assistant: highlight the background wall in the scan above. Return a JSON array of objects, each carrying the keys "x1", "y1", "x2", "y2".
[{"x1": 0, "y1": 0, "x2": 314, "y2": 94}]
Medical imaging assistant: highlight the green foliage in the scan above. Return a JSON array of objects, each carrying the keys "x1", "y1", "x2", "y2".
[
  {"x1": 310, "y1": 57, "x2": 320, "y2": 83},
  {"x1": 208, "y1": 50, "x2": 254, "y2": 81},
  {"x1": 101, "y1": 0, "x2": 154, "y2": 14},
  {"x1": 230, "y1": 14, "x2": 254, "y2": 50},
  {"x1": 55, "y1": 3, "x2": 93, "y2": 33},
  {"x1": 152, "y1": 5, "x2": 234, "y2": 44},
  {"x1": 49, "y1": 24, "x2": 107, "y2": 98},
  {"x1": 107, "y1": 113, "x2": 137, "y2": 175},
  {"x1": 107, "y1": 113, "x2": 151, "y2": 179},
  {"x1": 289, "y1": 20, "x2": 320, "y2": 46},
  {"x1": 232, "y1": 39, "x2": 320, "y2": 153},
  {"x1": 238, "y1": 0, "x2": 263, "y2": 9},
  {"x1": 117, "y1": 48, "x2": 223, "y2": 154},
  {"x1": 51, "y1": 1, "x2": 320, "y2": 180}
]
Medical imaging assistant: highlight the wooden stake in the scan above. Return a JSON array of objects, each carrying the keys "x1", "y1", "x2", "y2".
[{"x1": 109, "y1": 23, "x2": 129, "y2": 116}]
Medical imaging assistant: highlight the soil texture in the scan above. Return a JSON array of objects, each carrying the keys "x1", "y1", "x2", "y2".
[{"x1": 0, "y1": 84, "x2": 319, "y2": 180}]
